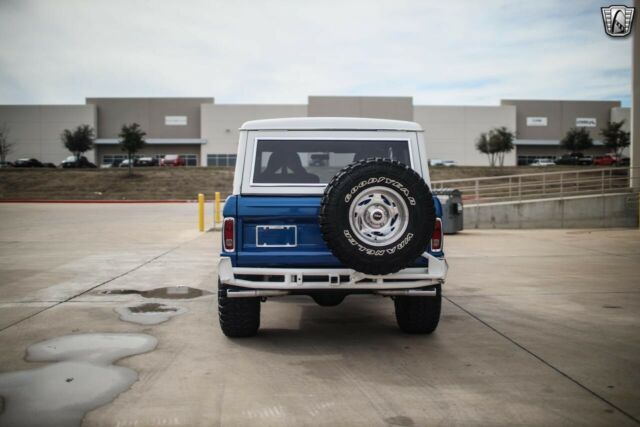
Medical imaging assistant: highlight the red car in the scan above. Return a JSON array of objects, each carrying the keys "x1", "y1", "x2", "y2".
[
  {"x1": 160, "y1": 154, "x2": 185, "y2": 166},
  {"x1": 593, "y1": 155, "x2": 616, "y2": 166}
]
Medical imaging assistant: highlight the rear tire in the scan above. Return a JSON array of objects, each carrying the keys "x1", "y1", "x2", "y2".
[
  {"x1": 218, "y1": 280, "x2": 260, "y2": 337},
  {"x1": 311, "y1": 293, "x2": 347, "y2": 307},
  {"x1": 394, "y1": 286, "x2": 441, "y2": 334}
]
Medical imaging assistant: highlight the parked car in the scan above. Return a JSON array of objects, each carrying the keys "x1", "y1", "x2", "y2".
[
  {"x1": 100, "y1": 159, "x2": 123, "y2": 168},
  {"x1": 577, "y1": 155, "x2": 594, "y2": 166},
  {"x1": 61, "y1": 155, "x2": 97, "y2": 168},
  {"x1": 429, "y1": 159, "x2": 455, "y2": 166},
  {"x1": 530, "y1": 159, "x2": 556, "y2": 167},
  {"x1": 555, "y1": 152, "x2": 583, "y2": 165},
  {"x1": 119, "y1": 158, "x2": 139, "y2": 168},
  {"x1": 217, "y1": 117, "x2": 447, "y2": 337},
  {"x1": 13, "y1": 158, "x2": 45, "y2": 168},
  {"x1": 593, "y1": 155, "x2": 616, "y2": 166},
  {"x1": 0, "y1": 161, "x2": 14, "y2": 168},
  {"x1": 137, "y1": 157, "x2": 159, "y2": 167},
  {"x1": 160, "y1": 154, "x2": 185, "y2": 166}
]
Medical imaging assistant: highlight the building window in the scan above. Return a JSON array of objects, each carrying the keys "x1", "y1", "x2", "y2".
[
  {"x1": 207, "y1": 154, "x2": 237, "y2": 167},
  {"x1": 103, "y1": 153, "x2": 198, "y2": 166},
  {"x1": 182, "y1": 154, "x2": 198, "y2": 166},
  {"x1": 517, "y1": 155, "x2": 557, "y2": 165}
]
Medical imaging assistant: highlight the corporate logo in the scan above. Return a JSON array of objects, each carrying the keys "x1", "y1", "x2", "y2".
[{"x1": 601, "y1": 5, "x2": 635, "y2": 37}]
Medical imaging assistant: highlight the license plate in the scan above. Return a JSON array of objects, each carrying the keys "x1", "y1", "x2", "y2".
[{"x1": 256, "y1": 225, "x2": 297, "y2": 247}]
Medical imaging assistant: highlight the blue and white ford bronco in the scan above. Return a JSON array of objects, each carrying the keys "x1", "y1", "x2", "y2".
[{"x1": 217, "y1": 117, "x2": 447, "y2": 337}]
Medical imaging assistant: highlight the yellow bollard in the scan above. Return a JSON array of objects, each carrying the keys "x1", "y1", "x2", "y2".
[
  {"x1": 215, "y1": 191, "x2": 222, "y2": 227},
  {"x1": 198, "y1": 193, "x2": 205, "y2": 232}
]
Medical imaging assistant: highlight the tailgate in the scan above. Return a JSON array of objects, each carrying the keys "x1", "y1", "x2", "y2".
[{"x1": 236, "y1": 196, "x2": 341, "y2": 267}]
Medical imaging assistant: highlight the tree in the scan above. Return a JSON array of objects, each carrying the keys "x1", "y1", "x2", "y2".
[
  {"x1": 476, "y1": 127, "x2": 516, "y2": 167},
  {"x1": 600, "y1": 120, "x2": 630, "y2": 164},
  {"x1": 61, "y1": 124, "x2": 95, "y2": 162},
  {"x1": 560, "y1": 127, "x2": 593, "y2": 153},
  {"x1": 118, "y1": 123, "x2": 146, "y2": 175},
  {"x1": 492, "y1": 126, "x2": 515, "y2": 167},
  {"x1": 0, "y1": 123, "x2": 13, "y2": 164},
  {"x1": 476, "y1": 132, "x2": 497, "y2": 167}
]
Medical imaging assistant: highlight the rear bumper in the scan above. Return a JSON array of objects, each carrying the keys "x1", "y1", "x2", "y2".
[{"x1": 217, "y1": 253, "x2": 447, "y2": 292}]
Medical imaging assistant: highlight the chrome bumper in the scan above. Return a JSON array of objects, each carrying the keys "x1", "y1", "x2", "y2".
[{"x1": 217, "y1": 253, "x2": 447, "y2": 292}]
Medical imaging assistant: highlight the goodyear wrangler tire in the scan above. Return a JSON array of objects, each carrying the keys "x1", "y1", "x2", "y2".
[{"x1": 320, "y1": 158, "x2": 435, "y2": 275}]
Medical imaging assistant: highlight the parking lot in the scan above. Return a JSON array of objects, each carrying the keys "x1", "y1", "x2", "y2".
[{"x1": 0, "y1": 203, "x2": 639, "y2": 426}]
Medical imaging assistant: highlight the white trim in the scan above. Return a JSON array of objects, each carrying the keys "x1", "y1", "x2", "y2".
[
  {"x1": 217, "y1": 253, "x2": 447, "y2": 290},
  {"x1": 240, "y1": 117, "x2": 423, "y2": 131}
]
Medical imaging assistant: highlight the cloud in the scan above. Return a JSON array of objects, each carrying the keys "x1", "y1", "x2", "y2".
[{"x1": 0, "y1": 0, "x2": 633, "y2": 106}]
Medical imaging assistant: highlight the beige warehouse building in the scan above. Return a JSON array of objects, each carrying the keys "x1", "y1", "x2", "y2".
[{"x1": 0, "y1": 96, "x2": 630, "y2": 167}]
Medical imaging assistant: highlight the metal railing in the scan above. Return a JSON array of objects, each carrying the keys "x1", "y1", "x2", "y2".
[{"x1": 432, "y1": 167, "x2": 639, "y2": 205}]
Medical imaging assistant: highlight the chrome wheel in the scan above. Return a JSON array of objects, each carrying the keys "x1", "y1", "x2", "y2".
[{"x1": 348, "y1": 186, "x2": 409, "y2": 247}]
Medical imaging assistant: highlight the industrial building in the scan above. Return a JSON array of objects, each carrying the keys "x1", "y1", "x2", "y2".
[{"x1": 0, "y1": 96, "x2": 630, "y2": 167}]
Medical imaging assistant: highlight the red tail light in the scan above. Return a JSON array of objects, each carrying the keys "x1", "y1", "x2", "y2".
[
  {"x1": 431, "y1": 218, "x2": 443, "y2": 251},
  {"x1": 223, "y1": 218, "x2": 235, "y2": 251}
]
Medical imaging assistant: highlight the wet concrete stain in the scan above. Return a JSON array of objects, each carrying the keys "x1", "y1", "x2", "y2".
[
  {"x1": 128, "y1": 303, "x2": 177, "y2": 313},
  {"x1": 99, "y1": 286, "x2": 211, "y2": 299},
  {"x1": 115, "y1": 303, "x2": 187, "y2": 325},
  {"x1": 0, "y1": 333, "x2": 157, "y2": 427},
  {"x1": 385, "y1": 415, "x2": 415, "y2": 426}
]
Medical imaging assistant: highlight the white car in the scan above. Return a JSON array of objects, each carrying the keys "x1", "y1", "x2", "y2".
[
  {"x1": 429, "y1": 159, "x2": 456, "y2": 167},
  {"x1": 530, "y1": 159, "x2": 556, "y2": 167}
]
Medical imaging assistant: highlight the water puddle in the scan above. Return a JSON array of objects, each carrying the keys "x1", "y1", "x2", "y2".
[
  {"x1": 0, "y1": 333, "x2": 156, "y2": 427},
  {"x1": 115, "y1": 303, "x2": 188, "y2": 325},
  {"x1": 99, "y1": 286, "x2": 211, "y2": 299}
]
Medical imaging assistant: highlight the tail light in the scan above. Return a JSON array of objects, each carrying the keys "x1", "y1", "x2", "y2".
[
  {"x1": 431, "y1": 218, "x2": 443, "y2": 252},
  {"x1": 223, "y1": 218, "x2": 235, "y2": 251}
]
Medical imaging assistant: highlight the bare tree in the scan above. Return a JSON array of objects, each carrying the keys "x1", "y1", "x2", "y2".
[{"x1": 0, "y1": 123, "x2": 14, "y2": 164}]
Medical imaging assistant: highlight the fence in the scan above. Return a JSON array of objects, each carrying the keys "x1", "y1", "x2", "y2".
[{"x1": 432, "y1": 167, "x2": 639, "y2": 205}]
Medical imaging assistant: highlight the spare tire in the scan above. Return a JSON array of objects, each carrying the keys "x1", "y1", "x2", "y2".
[{"x1": 320, "y1": 158, "x2": 435, "y2": 275}]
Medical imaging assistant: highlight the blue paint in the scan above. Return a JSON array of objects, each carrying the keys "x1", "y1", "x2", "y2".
[{"x1": 221, "y1": 194, "x2": 443, "y2": 268}]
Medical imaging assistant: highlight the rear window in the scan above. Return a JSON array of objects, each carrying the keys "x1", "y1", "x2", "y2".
[{"x1": 252, "y1": 139, "x2": 411, "y2": 184}]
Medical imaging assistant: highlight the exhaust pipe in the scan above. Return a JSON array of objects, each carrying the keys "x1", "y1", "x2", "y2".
[{"x1": 226, "y1": 290, "x2": 290, "y2": 298}]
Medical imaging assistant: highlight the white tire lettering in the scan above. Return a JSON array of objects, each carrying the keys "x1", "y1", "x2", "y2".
[{"x1": 343, "y1": 230, "x2": 414, "y2": 256}]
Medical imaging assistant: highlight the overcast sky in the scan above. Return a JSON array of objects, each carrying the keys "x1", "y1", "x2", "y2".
[{"x1": 0, "y1": 0, "x2": 633, "y2": 106}]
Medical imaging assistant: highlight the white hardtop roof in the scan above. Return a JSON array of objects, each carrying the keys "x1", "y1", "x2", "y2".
[{"x1": 240, "y1": 117, "x2": 422, "y2": 131}]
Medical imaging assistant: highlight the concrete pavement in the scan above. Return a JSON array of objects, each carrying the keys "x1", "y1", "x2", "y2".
[{"x1": 0, "y1": 204, "x2": 639, "y2": 426}]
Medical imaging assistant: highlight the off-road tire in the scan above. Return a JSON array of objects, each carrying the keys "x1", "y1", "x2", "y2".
[
  {"x1": 218, "y1": 280, "x2": 260, "y2": 337},
  {"x1": 320, "y1": 158, "x2": 435, "y2": 275},
  {"x1": 311, "y1": 293, "x2": 347, "y2": 307},
  {"x1": 394, "y1": 286, "x2": 441, "y2": 334}
]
